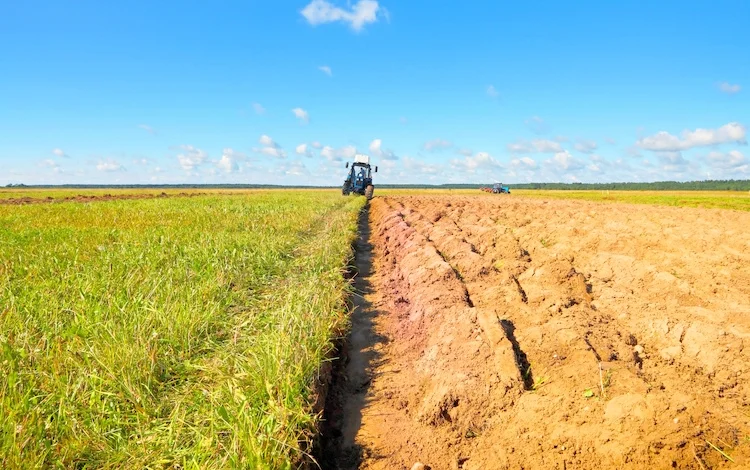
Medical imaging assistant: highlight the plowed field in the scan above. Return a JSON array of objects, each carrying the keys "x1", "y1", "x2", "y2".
[{"x1": 325, "y1": 195, "x2": 750, "y2": 469}]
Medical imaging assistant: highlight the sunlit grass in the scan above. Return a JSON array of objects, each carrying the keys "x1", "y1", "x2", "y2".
[{"x1": 0, "y1": 191, "x2": 366, "y2": 468}]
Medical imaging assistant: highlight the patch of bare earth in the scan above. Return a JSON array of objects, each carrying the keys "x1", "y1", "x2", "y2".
[{"x1": 324, "y1": 195, "x2": 750, "y2": 470}]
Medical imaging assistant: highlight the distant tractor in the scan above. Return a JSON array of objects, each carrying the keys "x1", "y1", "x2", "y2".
[
  {"x1": 342, "y1": 154, "x2": 377, "y2": 200},
  {"x1": 481, "y1": 183, "x2": 511, "y2": 194}
]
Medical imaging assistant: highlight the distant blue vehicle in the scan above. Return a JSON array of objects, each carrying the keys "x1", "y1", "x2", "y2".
[
  {"x1": 342, "y1": 154, "x2": 377, "y2": 200},
  {"x1": 482, "y1": 182, "x2": 511, "y2": 194},
  {"x1": 492, "y1": 183, "x2": 511, "y2": 194}
]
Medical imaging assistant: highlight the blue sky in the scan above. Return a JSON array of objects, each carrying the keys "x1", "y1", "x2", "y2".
[{"x1": 1, "y1": 0, "x2": 748, "y2": 185}]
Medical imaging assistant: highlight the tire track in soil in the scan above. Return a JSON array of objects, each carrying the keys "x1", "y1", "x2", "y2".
[{"x1": 324, "y1": 196, "x2": 750, "y2": 469}]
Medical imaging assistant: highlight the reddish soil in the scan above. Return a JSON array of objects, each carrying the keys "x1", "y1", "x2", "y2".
[
  {"x1": 325, "y1": 195, "x2": 750, "y2": 469},
  {"x1": 0, "y1": 192, "x2": 218, "y2": 205}
]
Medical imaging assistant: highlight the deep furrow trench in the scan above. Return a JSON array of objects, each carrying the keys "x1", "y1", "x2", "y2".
[{"x1": 319, "y1": 196, "x2": 750, "y2": 470}]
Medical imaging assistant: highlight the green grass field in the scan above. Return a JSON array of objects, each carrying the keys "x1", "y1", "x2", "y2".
[{"x1": 0, "y1": 191, "x2": 365, "y2": 469}]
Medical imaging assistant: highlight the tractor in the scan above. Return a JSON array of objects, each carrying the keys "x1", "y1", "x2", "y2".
[
  {"x1": 481, "y1": 182, "x2": 511, "y2": 194},
  {"x1": 342, "y1": 154, "x2": 377, "y2": 200}
]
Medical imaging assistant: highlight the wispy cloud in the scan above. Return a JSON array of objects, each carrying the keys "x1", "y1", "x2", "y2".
[
  {"x1": 96, "y1": 158, "x2": 125, "y2": 172},
  {"x1": 301, "y1": 0, "x2": 384, "y2": 32},
  {"x1": 525, "y1": 116, "x2": 549, "y2": 135},
  {"x1": 424, "y1": 139, "x2": 452, "y2": 151},
  {"x1": 369, "y1": 138, "x2": 398, "y2": 160},
  {"x1": 216, "y1": 148, "x2": 246, "y2": 173},
  {"x1": 318, "y1": 65, "x2": 332, "y2": 77},
  {"x1": 253, "y1": 103, "x2": 266, "y2": 115},
  {"x1": 138, "y1": 124, "x2": 157, "y2": 135},
  {"x1": 718, "y1": 82, "x2": 741, "y2": 94},
  {"x1": 175, "y1": 145, "x2": 208, "y2": 171},
  {"x1": 292, "y1": 107, "x2": 310, "y2": 124},
  {"x1": 637, "y1": 122, "x2": 746, "y2": 151},
  {"x1": 574, "y1": 139, "x2": 598, "y2": 154},
  {"x1": 546, "y1": 150, "x2": 585, "y2": 172},
  {"x1": 450, "y1": 152, "x2": 503, "y2": 172},
  {"x1": 321, "y1": 145, "x2": 357, "y2": 162},
  {"x1": 296, "y1": 143, "x2": 315, "y2": 158},
  {"x1": 52, "y1": 148, "x2": 70, "y2": 158},
  {"x1": 255, "y1": 135, "x2": 287, "y2": 158},
  {"x1": 486, "y1": 85, "x2": 499, "y2": 98},
  {"x1": 507, "y1": 139, "x2": 563, "y2": 154}
]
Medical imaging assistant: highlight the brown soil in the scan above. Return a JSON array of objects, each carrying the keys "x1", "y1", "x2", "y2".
[
  {"x1": 324, "y1": 195, "x2": 750, "y2": 469},
  {"x1": 0, "y1": 192, "x2": 220, "y2": 205}
]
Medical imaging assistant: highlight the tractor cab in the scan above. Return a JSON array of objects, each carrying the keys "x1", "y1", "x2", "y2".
[
  {"x1": 342, "y1": 154, "x2": 377, "y2": 199},
  {"x1": 492, "y1": 182, "x2": 511, "y2": 194}
]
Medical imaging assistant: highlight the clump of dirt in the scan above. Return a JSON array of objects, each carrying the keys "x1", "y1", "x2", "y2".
[{"x1": 327, "y1": 195, "x2": 750, "y2": 469}]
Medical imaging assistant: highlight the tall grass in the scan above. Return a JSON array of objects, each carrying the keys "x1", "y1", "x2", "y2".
[{"x1": 0, "y1": 191, "x2": 365, "y2": 469}]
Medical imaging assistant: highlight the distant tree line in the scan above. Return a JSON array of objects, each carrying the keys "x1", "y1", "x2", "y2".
[
  {"x1": 375, "y1": 180, "x2": 750, "y2": 190},
  {"x1": 6, "y1": 180, "x2": 750, "y2": 191}
]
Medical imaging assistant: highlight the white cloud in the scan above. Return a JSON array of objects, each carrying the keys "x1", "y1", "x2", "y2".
[
  {"x1": 424, "y1": 139, "x2": 452, "y2": 151},
  {"x1": 656, "y1": 151, "x2": 688, "y2": 167},
  {"x1": 457, "y1": 148, "x2": 473, "y2": 156},
  {"x1": 574, "y1": 139, "x2": 598, "y2": 154},
  {"x1": 707, "y1": 150, "x2": 747, "y2": 170},
  {"x1": 338, "y1": 145, "x2": 357, "y2": 160},
  {"x1": 311, "y1": 141, "x2": 323, "y2": 149},
  {"x1": 292, "y1": 107, "x2": 310, "y2": 124},
  {"x1": 403, "y1": 156, "x2": 441, "y2": 174},
  {"x1": 507, "y1": 139, "x2": 563, "y2": 154},
  {"x1": 369, "y1": 138, "x2": 398, "y2": 160},
  {"x1": 525, "y1": 116, "x2": 549, "y2": 135},
  {"x1": 138, "y1": 124, "x2": 156, "y2": 135},
  {"x1": 533, "y1": 139, "x2": 563, "y2": 153},
  {"x1": 176, "y1": 145, "x2": 208, "y2": 171},
  {"x1": 52, "y1": 148, "x2": 69, "y2": 158},
  {"x1": 718, "y1": 82, "x2": 741, "y2": 94},
  {"x1": 296, "y1": 143, "x2": 315, "y2": 158},
  {"x1": 253, "y1": 103, "x2": 266, "y2": 115},
  {"x1": 216, "y1": 148, "x2": 245, "y2": 173},
  {"x1": 255, "y1": 135, "x2": 287, "y2": 159},
  {"x1": 510, "y1": 156, "x2": 538, "y2": 169},
  {"x1": 450, "y1": 151, "x2": 503, "y2": 172},
  {"x1": 133, "y1": 157, "x2": 150, "y2": 165},
  {"x1": 321, "y1": 145, "x2": 357, "y2": 162},
  {"x1": 96, "y1": 158, "x2": 124, "y2": 172},
  {"x1": 637, "y1": 122, "x2": 747, "y2": 151},
  {"x1": 487, "y1": 85, "x2": 499, "y2": 98},
  {"x1": 320, "y1": 146, "x2": 338, "y2": 161},
  {"x1": 548, "y1": 150, "x2": 584, "y2": 172},
  {"x1": 278, "y1": 161, "x2": 311, "y2": 177},
  {"x1": 300, "y1": 0, "x2": 383, "y2": 32},
  {"x1": 318, "y1": 65, "x2": 332, "y2": 76},
  {"x1": 507, "y1": 141, "x2": 531, "y2": 153},
  {"x1": 41, "y1": 159, "x2": 64, "y2": 174}
]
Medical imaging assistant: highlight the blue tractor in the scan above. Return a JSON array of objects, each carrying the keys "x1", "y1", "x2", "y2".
[
  {"x1": 342, "y1": 154, "x2": 377, "y2": 200},
  {"x1": 492, "y1": 182, "x2": 511, "y2": 194}
]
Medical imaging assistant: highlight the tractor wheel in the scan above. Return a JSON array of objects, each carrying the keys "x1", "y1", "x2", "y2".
[
  {"x1": 342, "y1": 187, "x2": 350, "y2": 196},
  {"x1": 364, "y1": 185, "x2": 374, "y2": 200}
]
